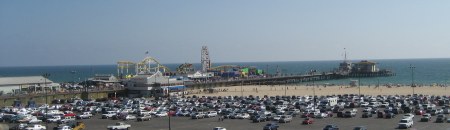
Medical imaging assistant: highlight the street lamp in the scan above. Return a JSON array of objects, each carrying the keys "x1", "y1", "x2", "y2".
[
  {"x1": 42, "y1": 73, "x2": 50, "y2": 130},
  {"x1": 358, "y1": 68, "x2": 361, "y2": 96},
  {"x1": 310, "y1": 70, "x2": 317, "y2": 109},
  {"x1": 284, "y1": 81, "x2": 287, "y2": 96},
  {"x1": 241, "y1": 80, "x2": 244, "y2": 97},
  {"x1": 409, "y1": 64, "x2": 416, "y2": 95},
  {"x1": 167, "y1": 77, "x2": 171, "y2": 130}
]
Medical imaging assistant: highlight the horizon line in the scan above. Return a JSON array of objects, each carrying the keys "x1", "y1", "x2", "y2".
[{"x1": 1, "y1": 57, "x2": 449, "y2": 68}]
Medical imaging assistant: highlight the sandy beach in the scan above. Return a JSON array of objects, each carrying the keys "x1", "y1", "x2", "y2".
[{"x1": 187, "y1": 85, "x2": 450, "y2": 97}]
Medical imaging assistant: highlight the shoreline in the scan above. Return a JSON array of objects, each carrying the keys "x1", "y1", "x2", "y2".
[{"x1": 186, "y1": 85, "x2": 450, "y2": 97}]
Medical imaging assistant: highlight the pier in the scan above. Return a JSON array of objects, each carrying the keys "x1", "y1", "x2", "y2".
[
  {"x1": 186, "y1": 71, "x2": 395, "y2": 89},
  {"x1": 0, "y1": 71, "x2": 394, "y2": 106}
]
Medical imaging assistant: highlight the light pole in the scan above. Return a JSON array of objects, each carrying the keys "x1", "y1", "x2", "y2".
[
  {"x1": 241, "y1": 80, "x2": 244, "y2": 97},
  {"x1": 167, "y1": 77, "x2": 171, "y2": 130},
  {"x1": 409, "y1": 64, "x2": 416, "y2": 95},
  {"x1": 284, "y1": 81, "x2": 287, "y2": 96},
  {"x1": 358, "y1": 68, "x2": 361, "y2": 96},
  {"x1": 42, "y1": 73, "x2": 50, "y2": 130},
  {"x1": 310, "y1": 70, "x2": 316, "y2": 109}
]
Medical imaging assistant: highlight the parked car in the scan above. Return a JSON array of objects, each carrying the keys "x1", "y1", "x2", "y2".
[
  {"x1": 106, "y1": 122, "x2": 131, "y2": 130},
  {"x1": 436, "y1": 114, "x2": 447, "y2": 123},
  {"x1": 124, "y1": 115, "x2": 136, "y2": 120},
  {"x1": 263, "y1": 123, "x2": 279, "y2": 130},
  {"x1": 213, "y1": 127, "x2": 227, "y2": 130},
  {"x1": 323, "y1": 124, "x2": 339, "y2": 130},
  {"x1": 25, "y1": 124, "x2": 46, "y2": 130},
  {"x1": 279, "y1": 115, "x2": 292, "y2": 123},
  {"x1": 398, "y1": 118, "x2": 413, "y2": 129},
  {"x1": 137, "y1": 115, "x2": 152, "y2": 121},
  {"x1": 362, "y1": 112, "x2": 372, "y2": 118},
  {"x1": 302, "y1": 118, "x2": 314, "y2": 124},
  {"x1": 385, "y1": 112, "x2": 396, "y2": 119},
  {"x1": 252, "y1": 115, "x2": 267, "y2": 123},
  {"x1": 421, "y1": 113, "x2": 432, "y2": 122},
  {"x1": 402, "y1": 113, "x2": 414, "y2": 119},
  {"x1": 76, "y1": 112, "x2": 93, "y2": 119},
  {"x1": 353, "y1": 126, "x2": 367, "y2": 130}
]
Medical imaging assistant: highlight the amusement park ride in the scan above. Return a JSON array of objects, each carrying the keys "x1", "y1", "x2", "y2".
[{"x1": 116, "y1": 46, "x2": 264, "y2": 79}]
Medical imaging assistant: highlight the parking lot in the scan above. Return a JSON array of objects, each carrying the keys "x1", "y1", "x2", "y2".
[
  {"x1": 73, "y1": 111, "x2": 450, "y2": 130},
  {"x1": 3, "y1": 94, "x2": 450, "y2": 130}
]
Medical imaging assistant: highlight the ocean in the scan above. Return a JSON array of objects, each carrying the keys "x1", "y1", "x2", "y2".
[{"x1": 1, "y1": 58, "x2": 450, "y2": 85}]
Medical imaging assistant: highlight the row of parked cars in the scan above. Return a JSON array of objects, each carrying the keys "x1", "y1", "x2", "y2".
[{"x1": 2, "y1": 93, "x2": 450, "y2": 130}]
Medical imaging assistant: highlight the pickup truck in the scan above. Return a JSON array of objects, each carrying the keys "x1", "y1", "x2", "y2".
[
  {"x1": 76, "y1": 112, "x2": 93, "y2": 119},
  {"x1": 107, "y1": 122, "x2": 131, "y2": 130},
  {"x1": 25, "y1": 124, "x2": 46, "y2": 130}
]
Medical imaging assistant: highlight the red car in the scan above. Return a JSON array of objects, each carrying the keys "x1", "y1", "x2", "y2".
[
  {"x1": 415, "y1": 109, "x2": 425, "y2": 115},
  {"x1": 302, "y1": 118, "x2": 314, "y2": 124}
]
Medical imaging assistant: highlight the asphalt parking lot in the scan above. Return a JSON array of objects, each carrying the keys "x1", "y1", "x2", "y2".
[
  {"x1": 3, "y1": 110, "x2": 450, "y2": 130},
  {"x1": 77, "y1": 110, "x2": 450, "y2": 130}
]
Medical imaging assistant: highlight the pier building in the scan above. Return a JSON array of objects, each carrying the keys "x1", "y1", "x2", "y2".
[{"x1": 0, "y1": 76, "x2": 59, "y2": 95}]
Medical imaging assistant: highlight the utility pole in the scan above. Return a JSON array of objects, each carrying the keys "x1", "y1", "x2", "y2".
[{"x1": 409, "y1": 64, "x2": 416, "y2": 95}]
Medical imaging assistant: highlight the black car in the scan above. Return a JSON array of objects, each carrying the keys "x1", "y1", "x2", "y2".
[
  {"x1": 385, "y1": 112, "x2": 396, "y2": 119},
  {"x1": 323, "y1": 124, "x2": 339, "y2": 130},
  {"x1": 436, "y1": 114, "x2": 447, "y2": 123},
  {"x1": 263, "y1": 123, "x2": 279, "y2": 130},
  {"x1": 362, "y1": 112, "x2": 372, "y2": 118},
  {"x1": 353, "y1": 126, "x2": 368, "y2": 130}
]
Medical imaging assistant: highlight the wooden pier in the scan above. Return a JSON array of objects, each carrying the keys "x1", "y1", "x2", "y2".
[{"x1": 186, "y1": 71, "x2": 395, "y2": 89}]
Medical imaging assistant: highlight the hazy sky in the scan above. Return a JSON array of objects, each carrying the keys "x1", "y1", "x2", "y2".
[{"x1": 1, "y1": 1, "x2": 450, "y2": 67}]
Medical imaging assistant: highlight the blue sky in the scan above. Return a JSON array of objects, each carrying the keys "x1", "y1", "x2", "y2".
[{"x1": 1, "y1": 1, "x2": 450, "y2": 67}]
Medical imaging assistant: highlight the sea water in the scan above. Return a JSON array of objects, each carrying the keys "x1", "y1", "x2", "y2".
[{"x1": 1, "y1": 58, "x2": 449, "y2": 85}]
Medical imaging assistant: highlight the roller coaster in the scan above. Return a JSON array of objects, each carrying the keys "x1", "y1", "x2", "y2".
[{"x1": 117, "y1": 56, "x2": 170, "y2": 77}]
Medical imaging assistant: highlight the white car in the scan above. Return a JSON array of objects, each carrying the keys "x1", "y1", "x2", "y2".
[
  {"x1": 25, "y1": 124, "x2": 46, "y2": 130},
  {"x1": 155, "y1": 111, "x2": 168, "y2": 117},
  {"x1": 124, "y1": 115, "x2": 136, "y2": 120},
  {"x1": 56, "y1": 125, "x2": 73, "y2": 130},
  {"x1": 107, "y1": 122, "x2": 131, "y2": 130},
  {"x1": 315, "y1": 113, "x2": 328, "y2": 118},
  {"x1": 206, "y1": 111, "x2": 218, "y2": 117},
  {"x1": 213, "y1": 127, "x2": 227, "y2": 130},
  {"x1": 28, "y1": 117, "x2": 42, "y2": 124},
  {"x1": 76, "y1": 112, "x2": 93, "y2": 119},
  {"x1": 47, "y1": 116, "x2": 62, "y2": 123},
  {"x1": 360, "y1": 102, "x2": 369, "y2": 107},
  {"x1": 398, "y1": 118, "x2": 414, "y2": 129},
  {"x1": 402, "y1": 113, "x2": 415, "y2": 119},
  {"x1": 273, "y1": 115, "x2": 283, "y2": 121},
  {"x1": 363, "y1": 107, "x2": 372, "y2": 112},
  {"x1": 237, "y1": 113, "x2": 250, "y2": 119}
]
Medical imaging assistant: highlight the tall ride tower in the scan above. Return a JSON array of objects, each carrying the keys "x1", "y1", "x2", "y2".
[{"x1": 201, "y1": 46, "x2": 211, "y2": 72}]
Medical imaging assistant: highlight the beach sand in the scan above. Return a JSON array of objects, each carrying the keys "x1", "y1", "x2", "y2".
[{"x1": 187, "y1": 85, "x2": 450, "y2": 97}]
